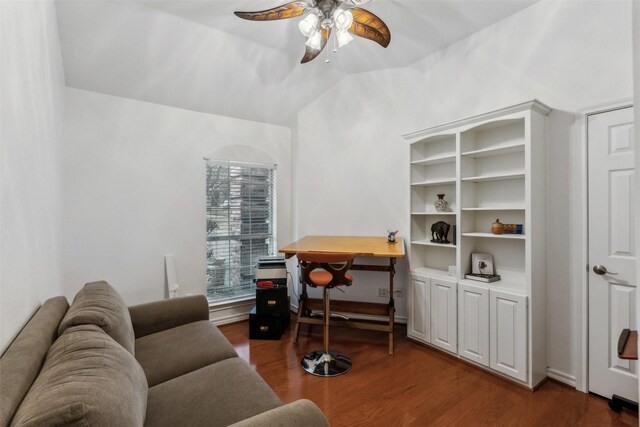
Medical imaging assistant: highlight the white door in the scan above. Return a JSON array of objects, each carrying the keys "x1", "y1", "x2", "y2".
[
  {"x1": 458, "y1": 282, "x2": 489, "y2": 367},
  {"x1": 588, "y1": 106, "x2": 637, "y2": 401},
  {"x1": 408, "y1": 273, "x2": 430, "y2": 343},
  {"x1": 490, "y1": 289, "x2": 527, "y2": 382},
  {"x1": 430, "y1": 278, "x2": 457, "y2": 353}
]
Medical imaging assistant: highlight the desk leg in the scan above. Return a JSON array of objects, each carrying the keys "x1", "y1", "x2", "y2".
[
  {"x1": 388, "y1": 258, "x2": 395, "y2": 355},
  {"x1": 292, "y1": 280, "x2": 307, "y2": 343}
]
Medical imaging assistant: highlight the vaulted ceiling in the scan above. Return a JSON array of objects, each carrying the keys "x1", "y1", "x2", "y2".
[{"x1": 55, "y1": 0, "x2": 537, "y2": 126}]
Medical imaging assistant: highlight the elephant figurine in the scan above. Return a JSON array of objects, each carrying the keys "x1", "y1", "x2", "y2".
[{"x1": 430, "y1": 221, "x2": 451, "y2": 244}]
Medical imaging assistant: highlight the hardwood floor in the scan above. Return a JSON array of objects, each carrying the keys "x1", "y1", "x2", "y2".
[{"x1": 219, "y1": 320, "x2": 638, "y2": 426}]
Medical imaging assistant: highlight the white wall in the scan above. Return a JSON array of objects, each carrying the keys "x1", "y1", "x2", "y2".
[
  {"x1": 62, "y1": 88, "x2": 291, "y2": 305},
  {"x1": 0, "y1": 0, "x2": 66, "y2": 353},
  {"x1": 294, "y1": 0, "x2": 633, "y2": 382}
]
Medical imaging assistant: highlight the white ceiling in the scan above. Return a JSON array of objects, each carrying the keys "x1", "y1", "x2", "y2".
[{"x1": 55, "y1": 0, "x2": 537, "y2": 126}]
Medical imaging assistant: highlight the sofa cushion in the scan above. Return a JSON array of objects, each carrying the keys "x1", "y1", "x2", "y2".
[
  {"x1": 228, "y1": 400, "x2": 329, "y2": 427},
  {"x1": 0, "y1": 297, "x2": 69, "y2": 427},
  {"x1": 135, "y1": 320, "x2": 237, "y2": 386},
  {"x1": 59, "y1": 281, "x2": 135, "y2": 354},
  {"x1": 145, "y1": 358, "x2": 282, "y2": 427},
  {"x1": 11, "y1": 324, "x2": 148, "y2": 427}
]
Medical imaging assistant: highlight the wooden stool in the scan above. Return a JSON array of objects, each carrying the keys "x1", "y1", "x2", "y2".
[{"x1": 297, "y1": 252, "x2": 355, "y2": 377}]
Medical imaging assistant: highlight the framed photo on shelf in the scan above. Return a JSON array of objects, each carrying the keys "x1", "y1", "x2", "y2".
[{"x1": 471, "y1": 253, "x2": 494, "y2": 275}]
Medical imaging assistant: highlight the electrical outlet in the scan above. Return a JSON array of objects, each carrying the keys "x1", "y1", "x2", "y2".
[
  {"x1": 394, "y1": 289, "x2": 403, "y2": 298},
  {"x1": 377, "y1": 288, "x2": 388, "y2": 297}
]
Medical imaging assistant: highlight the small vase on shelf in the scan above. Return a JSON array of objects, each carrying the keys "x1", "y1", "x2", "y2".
[
  {"x1": 491, "y1": 219, "x2": 505, "y2": 234},
  {"x1": 434, "y1": 194, "x2": 450, "y2": 212}
]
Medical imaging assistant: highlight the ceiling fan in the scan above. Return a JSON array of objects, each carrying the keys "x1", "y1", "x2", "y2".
[{"x1": 234, "y1": 0, "x2": 391, "y2": 64}]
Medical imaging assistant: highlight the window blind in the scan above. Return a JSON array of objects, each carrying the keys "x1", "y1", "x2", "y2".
[{"x1": 206, "y1": 160, "x2": 277, "y2": 302}]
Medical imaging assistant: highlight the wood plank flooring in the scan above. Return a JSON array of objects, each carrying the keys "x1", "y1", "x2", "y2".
[{"x1": 219, "y1": 320, "x2": 638, "y2": 426}]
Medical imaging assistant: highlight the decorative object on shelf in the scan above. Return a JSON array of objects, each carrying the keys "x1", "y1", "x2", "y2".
[
  {"x1": 434, "y1": 194, "x2": 451, "y2": 212},
  {"x1": 452, "y1": 225, "x2": 457, "y2": 245},
  {"x1": 503, "y1": 224, "x2": 523, "y2": 234},
  {"x1": 448, "y1": 266, "x2": 456, "y2": 277},
  {"x1": 234, "y1": 0, "x2": 390, "y2": 64},
  {"x1": 491, "y1": 218, "x2": 504, "y2": 234},
  {"x1": 465, "y1": 273, "x2": 501, "y2": 283},
  {"x1": 471, "y1": 253, "x2": 494, "y2": 275},
  {"x1": 430, "y1": 221, "x2": 451, "y2": 244},
  {"x1": 387, "y1": 229, "x2": 398, "y2": 243}
]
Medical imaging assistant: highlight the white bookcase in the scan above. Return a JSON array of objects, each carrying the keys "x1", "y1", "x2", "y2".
[{"x1": 404, "y1": 100, "x2": 550, "y2": 388}]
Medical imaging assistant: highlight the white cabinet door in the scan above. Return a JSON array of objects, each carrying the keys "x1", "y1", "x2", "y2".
[
  {"x1": 430, "y1": 278, "x2": 457, "y2": 353},
  {"x1": 408, "y1": 273, "x2": 430, "y2": 343},
  {"x1": 490, "y1": 289, "x2": 527, "y2": 382},
  {"x1": 458, "y1": 282, "x2": 489, "y2": 367}
]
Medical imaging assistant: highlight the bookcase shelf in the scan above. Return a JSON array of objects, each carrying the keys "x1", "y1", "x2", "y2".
[
  {"x1": 462, "y1": 232, "x2": 525, "y2": 240},
  {"x1": 411, "y1": 178, "x2": 457, "y2": 187},
  {"x1": 411, "y1": 211, "x2": 457, "y2": 215},
  {"x1": 461, "y1": 172, "x2": 525, "y2": 183},
  {"x1": 411, "y1": 240, "x2": 457, "y2": 248},
  {"x1": 461, "y1": 206, "x2": 525, "y2": 211},
  {"x1": 404, "y1": 100, "x2": 550, "y2": 389},
  {"x1": 411, "y1": 153, "x2": 456, "y2": 166},
  {"x1": 461, "y1": 142, "x2": 525, "y2": 158}
]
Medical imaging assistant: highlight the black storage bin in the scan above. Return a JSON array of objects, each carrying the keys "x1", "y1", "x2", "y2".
[{"x1": 249, "y1": 307, "x2": 290, "y2": 340}]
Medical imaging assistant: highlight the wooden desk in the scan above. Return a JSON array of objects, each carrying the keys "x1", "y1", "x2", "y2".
[{"x1": 280, "y1": 236, "x2": 405, "y2": 355}]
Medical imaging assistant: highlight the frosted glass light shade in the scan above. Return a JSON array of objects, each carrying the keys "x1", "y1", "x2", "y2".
[
  {"x1": 305, "y1": 30, "x2": 322, "y2": 50},
  {"x1": 332, "y1": 9, "x2": 353, "y2": 31},
  {"x1": 299, "y1": 13, "x2": 319, "y2": 37},
  {"x1": 336, "y1": 29, "x2": 354, "y2": 47}
]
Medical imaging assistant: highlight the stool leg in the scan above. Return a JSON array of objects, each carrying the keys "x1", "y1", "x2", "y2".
[
  {"x1": 323, "y1": 286, "x2": 330, "y2": 354},
  {"x1": 300, "y1": 286, "x2": 351, "y2": 377}
]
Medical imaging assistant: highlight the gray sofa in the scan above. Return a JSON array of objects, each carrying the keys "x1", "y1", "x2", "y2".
[{"x1": 0, "y1": 281, "x2": 328, "y2": 427}]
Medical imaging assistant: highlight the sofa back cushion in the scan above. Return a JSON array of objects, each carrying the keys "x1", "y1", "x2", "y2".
[
  {"x1": 0, "y1": 297, "x2": 69, "y2": 427},
  {"x1": 59, "y1": 281, "x2": 135, "y2": 355},
  {"x1": 11, "y1": 324, "x2": 148, "y2": 427}
]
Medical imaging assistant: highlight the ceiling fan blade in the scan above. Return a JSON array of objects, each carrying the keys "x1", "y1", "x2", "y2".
[
  {"x1": 301, "y1": 27, "x2": 331, "y2": 64},
  {"x1": 234, "y1": 1, "x2": 309, "y2": 21},
  {"x1": 348, "y1": 7, "x2": 391, "y2": 48}
]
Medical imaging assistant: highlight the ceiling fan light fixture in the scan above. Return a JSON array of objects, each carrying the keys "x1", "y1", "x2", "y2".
[
  {"x1": 332, "y1": 9, "x2": 353, "y2": 31},
  {"x1": 235, "y1": 0, "x2": 390, "y2": 63},
  {"x1": 305, "y1": 30, "x2": 323, "y2": 50},
  {"x1": 336, "y1": 29, "x2": 354, "y2": 48},
  {"x1": 298, "y1": 13, "x2": 319, "y2": 37}
]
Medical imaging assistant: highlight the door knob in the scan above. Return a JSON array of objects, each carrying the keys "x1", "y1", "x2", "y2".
[{"x1": 593, "y1": 264, "x2": 618, "y2": 275}]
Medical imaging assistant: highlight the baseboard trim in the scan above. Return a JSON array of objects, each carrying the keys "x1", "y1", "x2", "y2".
[
  {"x1": 547, "y1": 368, "x2": 577, "y2": 388},
  {"x1": 208, "y1": 300, "x2": 408, "y2": 326},
  {"x1": 290, "y1": 302, "x2": 407, "y2": 324}
]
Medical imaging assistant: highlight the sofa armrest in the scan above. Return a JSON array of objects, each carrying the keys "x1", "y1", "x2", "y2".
[
  {"x1": 228, "y1": 400, "x2": 329, "y2": 427},
  {"x1": 128, "y1": 295, "x2": 209, "y2": 338}
]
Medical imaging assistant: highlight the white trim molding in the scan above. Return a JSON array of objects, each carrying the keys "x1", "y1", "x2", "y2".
[{"x1": 547, "y1": 368, "x2": 577, "y2": 388}]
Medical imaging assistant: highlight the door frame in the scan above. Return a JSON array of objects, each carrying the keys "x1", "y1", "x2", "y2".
[{"x1": 574, "y1": 98, "x2": 634, "y2": 393}]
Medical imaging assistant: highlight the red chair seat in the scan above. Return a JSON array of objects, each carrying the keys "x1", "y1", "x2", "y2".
[{"x1": 309, "y1": 271, "x2": 353, "y2": 287}]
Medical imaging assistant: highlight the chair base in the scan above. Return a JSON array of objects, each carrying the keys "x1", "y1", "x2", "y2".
[{"x1": 301, "y1": 350, "x2": 351, "y2": 377}]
